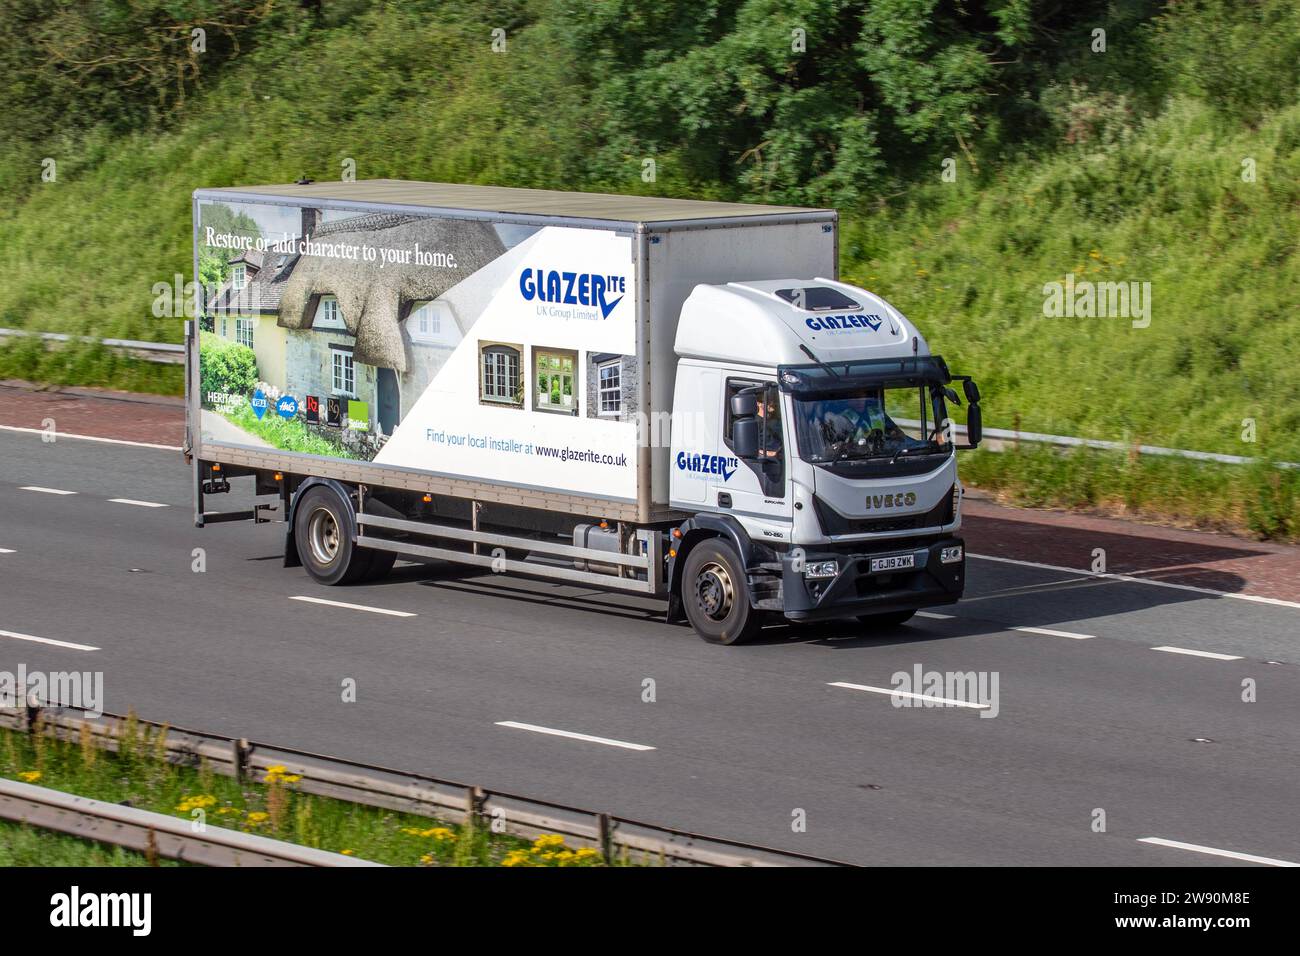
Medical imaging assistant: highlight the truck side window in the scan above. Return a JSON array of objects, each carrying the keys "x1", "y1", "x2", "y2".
[{"x1": 724, "y1": 379, "x2": 785, "y2": 496}]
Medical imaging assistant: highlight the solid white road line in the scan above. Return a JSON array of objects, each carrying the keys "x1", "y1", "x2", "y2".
[
  {"x1": 0, "y1": 629, "x2": 100, "y2": 652},
  {"x1": 828, "y1": 681, "x2": 989, "y2": 710},
  {"x1": 970, "y1": 552, "x2": 1300, "y2": 611},
  {"x1": 915, "y1": 611, "x2": 954, "y2": 619},
  {"x1": 0, "y1": 424, "x2": 181, "y2": 452},
  {"x1": 1151, "y1": 645, "x2": 1243, "y2": 661},
  {"x1": 495, "y1": 720, "x2": 656, "y2": 751},
  {"x1": 288, "y1": 595, "x2": 416, "y2": 618},
  {"x1": 1138, "y1": 837, "x2": 1299, "y2": 867},
  {"x1": 108, "y1": 498, "x2": 168, "y2": 508},
  {"x1": 20, "y1": 486, "x2": 77, "y2": 495},
  {"x1": 1013, "y1": 625, "x2": 1094, "y2": 640}
]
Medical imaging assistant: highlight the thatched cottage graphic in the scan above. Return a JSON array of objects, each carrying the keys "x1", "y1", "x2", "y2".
[{"x1": 207, "y1": 207, "x2": 506, "y2": 442}]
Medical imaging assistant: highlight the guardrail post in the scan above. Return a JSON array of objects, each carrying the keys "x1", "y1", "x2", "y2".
[
  {"x1": 595, "y1": 812, "x2": 613, "y2": 862},
  {"x1": 466, "y1": 785, "x2": 486, "y2": 823},
  {"x1": 233, "y1": 738, "x2": 250, "y2": 782},
  {"x1": 21, "y1": 685, "x2": 40, "y2": 734}
]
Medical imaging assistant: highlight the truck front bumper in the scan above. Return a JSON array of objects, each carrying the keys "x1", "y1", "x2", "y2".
[{"x1": 780, "y1": 536, "x2": 964, "y2": 623}]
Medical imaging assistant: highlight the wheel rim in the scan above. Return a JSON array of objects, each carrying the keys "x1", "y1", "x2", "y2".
[
  {"x1": 695, "y1": 561, "x2": 735, "y2": 621},
  {"x1": 307, "y1": 507, "x2": 341, "y2": 566}
]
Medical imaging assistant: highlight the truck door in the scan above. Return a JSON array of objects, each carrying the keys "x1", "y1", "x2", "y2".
[{"x1": 718, "y1": 377, "x2": 793, "y2": 541}]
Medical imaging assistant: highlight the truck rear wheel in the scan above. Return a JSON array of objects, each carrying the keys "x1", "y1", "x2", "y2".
[
  {"x1": 294, "y1": 486, "x2": 379, "y2": 586},
  {"x1": 681, "y1": 539, "x2": 762, "y2": 645}
]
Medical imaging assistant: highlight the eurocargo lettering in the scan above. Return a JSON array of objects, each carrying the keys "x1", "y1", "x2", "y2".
[{"x1": 188, "y1": 180, "x2": 983, "y2": 644}]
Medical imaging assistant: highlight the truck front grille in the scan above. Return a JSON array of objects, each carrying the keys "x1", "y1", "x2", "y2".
[{"x1": 813, "y1": 485, "x2": 956, "y2": 536}]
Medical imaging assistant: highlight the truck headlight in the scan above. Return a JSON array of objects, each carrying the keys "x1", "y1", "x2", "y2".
[
  {"x1": 940, "y1": 545, "x2": 963, "y2": 564},
  {"x1": 805, "y1": 560, "x2": 839, "y2": 579}
]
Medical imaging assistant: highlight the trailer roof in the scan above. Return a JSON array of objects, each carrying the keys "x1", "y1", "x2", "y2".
[{"x1": 196, "y1": 179, "x2": 833, "y2": 227}]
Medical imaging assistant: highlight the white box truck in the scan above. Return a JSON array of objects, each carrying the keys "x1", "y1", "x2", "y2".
[{"x1": 187, "y1": 180, "x2": 983, "y2": 644}]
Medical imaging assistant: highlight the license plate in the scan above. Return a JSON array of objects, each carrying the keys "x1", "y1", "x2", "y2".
[{"x1": 870, "y1": 553, "x2": 915, "y2": 573}]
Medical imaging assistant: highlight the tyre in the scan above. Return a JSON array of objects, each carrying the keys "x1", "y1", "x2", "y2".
[
  {"x1": 856, "y1": 609, "x2": 917, "y2": 627},
  {"x1": 294, "y1": 486, "x2": 375, "y2": 586},
  {"x1": 681, "y1": 539, "x2": 762, "y2": 645}
]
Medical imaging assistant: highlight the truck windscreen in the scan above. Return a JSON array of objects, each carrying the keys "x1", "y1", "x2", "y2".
[{"x1": 792, "y1": 385, "x2": 949, "y2": 463}]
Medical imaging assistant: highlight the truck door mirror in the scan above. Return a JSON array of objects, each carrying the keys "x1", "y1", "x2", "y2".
[
  {"x1": 732, "y1": 417, "x2": 761, "y2": 459},
  {"x1": 962, "y1": 379, "x2": 981, "y2": 405},
  {"x1": 730, "y1": 392, "x2": 758, "y2": 419},
  {"x1": 964, "y1": 403, "x2": 983, "y2": 448}
]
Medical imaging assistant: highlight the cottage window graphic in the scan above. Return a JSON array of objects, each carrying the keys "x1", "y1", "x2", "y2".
[
  {"x1": 414, "y1": 302, "x2": 440, "y2": 336},
  {"x1": 332, "y1": 349, "x2": 355, "y2": 397},
  {"x1": 480, "y1": 343, "x2": 521, "y2": 406},
  {"x1": 534, "y1": 348, "x2": 576, "y2": 413},
  {"x1": 235, "y1": 317, "x2": 254, "y2": 349},
  {"x1": 231, "y1": 264, "x2": 246, "y2": 291},
  {"x1": 315, "y1": 295, "x2": 346, "y2": 331},
  {"x1": 598, "y1": 360, "x2": 621, "y2": 415}
]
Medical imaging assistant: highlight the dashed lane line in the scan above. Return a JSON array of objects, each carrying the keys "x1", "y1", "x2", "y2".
[{"x1": 495, "y1": 721, "x2": 656, "y2": 751}]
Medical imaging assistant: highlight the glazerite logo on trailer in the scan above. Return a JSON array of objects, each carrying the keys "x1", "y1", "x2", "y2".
[
  {"x1": 520, "y1": 267, "x2": 627, "y2": 319},
  {"x1": 677, "y1": 451, "x2": 739, "y2": 481}
]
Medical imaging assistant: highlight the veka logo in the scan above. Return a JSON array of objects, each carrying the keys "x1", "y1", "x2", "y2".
[
  {"x1": 250, "y1": 389, "x2": 268, "y2": 420},
  {"x1": 866, "y1": 491, "x2": 917, "y2": 509},
  {"x1": 804, "y1": 313, "x2": 884, "y2": 332},
  {"x1": 520, "y1": 268, "x2": 626, "y2": 319},
  {"x1": 677, "y1": 451, "x2": 739, "y2": 481}
]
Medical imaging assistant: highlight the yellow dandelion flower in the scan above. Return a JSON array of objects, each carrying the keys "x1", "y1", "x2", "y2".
[{"x1": 19, "y1": 771, "x2": 42, "y2": 783}]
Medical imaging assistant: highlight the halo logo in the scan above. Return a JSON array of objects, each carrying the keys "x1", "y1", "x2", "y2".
[{"x1": 520, "y1": 268, "x2": 626, "y2": 319}]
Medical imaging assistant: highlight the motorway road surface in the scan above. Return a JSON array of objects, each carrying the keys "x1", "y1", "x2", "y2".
[{"x1": 1, "y1": 427, "x2": 1298, "y2": 866}]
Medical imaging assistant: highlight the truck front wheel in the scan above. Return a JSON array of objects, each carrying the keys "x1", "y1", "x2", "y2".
[
  {"x1": 294, "y1": 486, "x2": 378, "y2": 586},
  {"x1": 681, "y1": 540, "x2": 762, "y2": 645}
]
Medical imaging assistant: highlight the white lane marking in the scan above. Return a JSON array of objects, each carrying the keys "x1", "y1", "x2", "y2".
[
  {"x1": 970, "y1": 552, "x2": 1300, "y2": 611},
  {"x1": 916, "y1": 611, "x2": 954, "y2": 619},
  {"x1": 1151, "y1": 645, "x2": 1243, "y2": 661},
  {"x1": 0, "y1": 548, "x2": 14, "y2": 554},
  {"x1": 828, "y1": 681, "x2": 989, "y2": 710},
  {"x1": 0, "y1": 424, "x2": 180, "y2": 451},
  {"x1": 0, "y1": 629, "x2": 100, "y2": 652},
  {"x1": 108, "y1": 498, "x2": 168, "y2": 508},
  {"x1": 1013, "y1": 625, "x2": 1094, "y2": 640},
  {"x1": 1138, "y1": 837, "x2": 1299, "y2": 867},
  {"x1": 495, "y1": 720, "x2": 656, "y2": 751},
  {"x1": 20, "y1": 486, "x2": 77, "y2": 495},
  {"x1": 288, "y1": 595, "x2": 416, "y2": 618}
]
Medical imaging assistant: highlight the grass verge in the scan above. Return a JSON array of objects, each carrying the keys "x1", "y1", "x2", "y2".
[
  {"x1": 963, "y1": 446, "x2": 1300, "y2": 542},
  {"x1": 1, "y1": 714, "x2": 616, "y2": 867},
  {"x1": 0, "y1": 339, "x2": 183, "y2": 396},
  {"x1": 0, "y1": 819, "x2": 184, "y2": 867}
]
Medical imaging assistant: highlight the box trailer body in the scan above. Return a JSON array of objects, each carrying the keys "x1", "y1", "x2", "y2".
[{"x1": 187, "y1": 180, "x2": 982, "y2": 644}]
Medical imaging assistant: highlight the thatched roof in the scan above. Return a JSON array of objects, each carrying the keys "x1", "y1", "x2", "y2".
[{"x1": 277, "y1": 213, "x2": 505, "y2": 371}]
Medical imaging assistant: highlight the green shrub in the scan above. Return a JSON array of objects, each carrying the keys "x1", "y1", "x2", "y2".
[{"x1": 198, "y1": 333, "x2": 257, "y2": 400}]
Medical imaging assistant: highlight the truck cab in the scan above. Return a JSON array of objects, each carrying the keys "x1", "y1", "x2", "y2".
[{"x1": 667, "y1": 277, "x2": 982, "y2": 643}]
